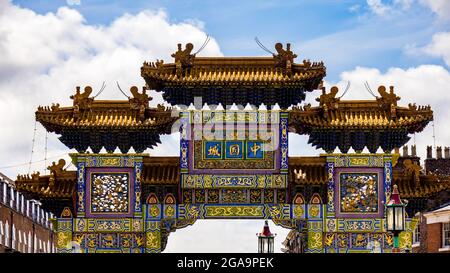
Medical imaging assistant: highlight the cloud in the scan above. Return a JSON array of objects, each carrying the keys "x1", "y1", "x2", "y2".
[
  {"x1": 419, "y1": 0, "x2": 450, "y2": 20},
  {"x1": 66, "y1": 0, "x2": 81, "y2": 6},
  {"x1": 422, "y1": 32, "x2": 450, "y2": 66},
  {"x1": 367, "y1": 0, "x2": 391, "y2": 16},
  {"x1": 366, "y1": 0, "x2": 413, "y2": 16},
  {"x1": 0, "y1": 2, "x2": 222, "y2": 178},
  {"x1": 366, "y1": 0, "x2": 449, "y2": 19},
  {"x1": 349, "y1": 4, "x2": 361, "y2": 13}
]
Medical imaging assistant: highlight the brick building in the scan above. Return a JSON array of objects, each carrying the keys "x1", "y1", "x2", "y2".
[
  {"x1": 412, "y1": 204, "x2": 450, "y2": 253},
  {"x1": 0, "y1": 173, "x2": 56, "y2": 253}
]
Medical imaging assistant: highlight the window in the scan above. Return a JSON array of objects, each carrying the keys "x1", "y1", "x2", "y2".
[
  {"x1": 0, "y1": 220, "x2": 3, "y2": 245},
  {"x1": 4, "y1": 221, "x2": 9, "y2": 247},
  {"x1": 18, "y1": 230, "x2": 22, "y2": 252},
  {"x1": 28, "y1": 232, "x2": 32, "y2": 253},
  {"x1": 413, "y1": 224, "x2": 421, "y2": 244},
  {"x1": 12, "y1": 225, "x2": 16, "y2": 250},
  {"x1": 443, "y1": 222, "x2": 450, "y2": 247},
  {"x1": 23, "y1": 232, "x2": 27, "y2": 253}
]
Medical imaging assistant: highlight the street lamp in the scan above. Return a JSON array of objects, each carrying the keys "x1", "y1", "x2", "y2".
[
  {"x1": 257, "y1": 220, "x2": 276, "y2": 253},
  {"x1": 386, "y1": 185, "x2": 406, "y2": 253}
]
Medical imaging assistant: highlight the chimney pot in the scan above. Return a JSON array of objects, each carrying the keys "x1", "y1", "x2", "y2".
[
  {"x1": 427, "y1": 146, "x2": 432, "y2": 158},
  {"x1": 445, "y1": 147, "x2": 450, "y2": 159},
  {"x1": 402, "y1": 146, "x2": 408, "y2": 157},
  {"x1": 411, "y1": 145, "x2": 417, "y2": 156},
  {"x1": 437, "y1": 146, "x2": 442, "y2": 159}
]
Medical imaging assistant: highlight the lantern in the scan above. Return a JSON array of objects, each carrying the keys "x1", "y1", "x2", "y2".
[
  {"x1": 257, "y1": 220, "x2": 276, "y2": 253},
  {"x1": 385, "y1": 185, "x2": 406, "y2": 252}
]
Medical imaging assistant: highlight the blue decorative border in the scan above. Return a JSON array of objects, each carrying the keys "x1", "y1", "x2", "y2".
[
  {"x1": 77, "y1": 162, "x2": 86, "y2": 217},
  {"x1": 326, "y1": 162, "x2": 335, "y2": 216},
  {"x1": 280, "y1": 113, "x2": 289, "y2": 173}
]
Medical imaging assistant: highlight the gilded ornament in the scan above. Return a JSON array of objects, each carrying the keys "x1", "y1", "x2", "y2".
[
  {"x1": 309, "y1": 205, "x2": 320, "y2": 217},
  {"x1": 165, "y1": 205, "x2": 175, "y2": 218},
  {"x1": 149, "y1": 205, "x2": 160, "y2": 218},
  {"x1": 146, "y1": 231, "x2": 161, "y2": 249}
]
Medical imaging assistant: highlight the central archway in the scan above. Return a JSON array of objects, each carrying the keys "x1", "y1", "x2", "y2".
[{"x1": 164, "y1": 219, "x2": 291, "y2": 253}]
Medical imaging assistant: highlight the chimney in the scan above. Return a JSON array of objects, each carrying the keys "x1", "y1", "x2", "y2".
[
  {"x1": 427, "y1": 146, "x2": 432, "y2": 158},
  {"x1": 445, "y1": 147, "x2": 450, "y2": 159},
  {"x1": 402, "y1": 146, "x2": 408, "y2": 157},
  {"x1": 411, "y1": 145, "x2": 417, "y2": 156},
  {"x1": 436, "y1": 146, "x2": 442, "y2": 159}
]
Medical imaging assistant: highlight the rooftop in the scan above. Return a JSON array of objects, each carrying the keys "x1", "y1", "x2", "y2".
[{"x1": 141, "y1": 42, "x2": 326, "y2": 109}]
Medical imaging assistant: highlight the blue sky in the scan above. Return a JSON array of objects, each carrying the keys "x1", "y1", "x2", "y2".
[{"x1": 13, "y1": 0, "x2": 448, "y2": 80}]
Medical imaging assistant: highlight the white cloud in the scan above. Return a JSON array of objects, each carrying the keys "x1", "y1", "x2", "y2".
[
  {"x1": 422, "y1": 32, "x2": 450, "y2": 66},
  {"x1": 349, "y1": 4, "x2": 361, "y2": 13},
  {"x1": 366, "y1": 0, "x2": 450, "y2": 18},
  {"x1": 367, "y1": 0, "x2": 391, "y2": 16},
  {"x1": 66, "y1": 0, "x2": 81, "y2": 6},
  {"x1": 0, "y1": 1, "x2": 222, "y2": 178},
  {"x1": 420, "y1": 0, "x2": 450, "y2": 20},
  {"x1": 394, "y1": 0, "x2": 414, "y2": 9}
]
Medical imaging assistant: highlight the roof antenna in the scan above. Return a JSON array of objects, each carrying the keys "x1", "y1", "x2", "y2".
[
  {"x1": 255, "y1": 37, "x2": 275, "y2": 55},
  {"x1": 116, "y1": 81, "x2": 130, "y2": 99},
  {"x1": 93, "y1": 81, "x2": 106, "y2": 98},
  {"x1": 338, "y1": 81, "x2": 351, "y2": 99},
  {"x1": 193, "y1": 34, "x2": 211, "y2": 55},
  {"x1": 364, "y1": 81, "x2": 377, "y2": 98},
  {"x1": 432, "y1": 120, "x2": 436, "y2": 148}
]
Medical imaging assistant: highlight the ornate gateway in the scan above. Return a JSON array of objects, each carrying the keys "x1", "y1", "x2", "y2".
[{"x1": 14, "y1": 42, "x2": 440, "y2": 253}]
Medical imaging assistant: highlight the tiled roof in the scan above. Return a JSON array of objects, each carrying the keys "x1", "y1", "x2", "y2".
[
  {"x1": 290, "y1": 86, "x2": 433, "y2": 133},
  {"x1": 36, "y1": 101, "x2": 176, "y2": 132},
  {"x1": 141, "y1": 43, "x2": 326, "y2": 108}
]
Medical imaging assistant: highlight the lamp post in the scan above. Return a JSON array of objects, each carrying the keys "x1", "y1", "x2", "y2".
[
  {"x1": 385, "y1": 185, "x2": 406, "y2": 253},
  {"x1": 257, "y1": 220, "x2": 276, "y2": 253}
]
